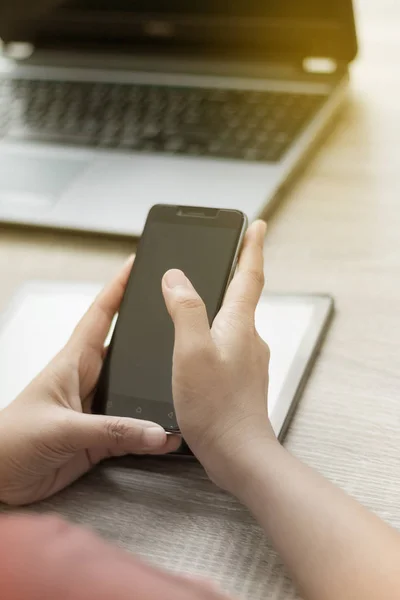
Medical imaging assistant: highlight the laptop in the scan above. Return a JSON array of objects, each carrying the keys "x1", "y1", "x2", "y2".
[{"x1": 0, "y1": 1, "x2": 358, "y2": 237}]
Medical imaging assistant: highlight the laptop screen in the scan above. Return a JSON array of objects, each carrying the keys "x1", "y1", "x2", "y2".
[
  {"x1": 0, "y1": 1, "x2": 357, "y2": 63},
  {"x1": 65, "y1": 1, "x2": 338, "y2": 19}
]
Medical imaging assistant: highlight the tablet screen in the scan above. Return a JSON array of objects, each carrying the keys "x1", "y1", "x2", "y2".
[
  {"x1": 0, "y1": 282, "x2": 332, "y2": 437},
  {"x1": 255, "y1": 300, "x2": 315, "y2": 416}
]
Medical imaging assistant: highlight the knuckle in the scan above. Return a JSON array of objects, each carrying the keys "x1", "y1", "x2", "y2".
[
  {"x1": 104, "y1": 418, "x2": 129, "y2": 445},
  {"x1": 175, "y1": 293, "x2": 204, "y2": 312},
  {"x1": 247, "y1": 267, "x2": 265, "y2": 288},
  {"x1": 225, "y1": 305, "x2": 253, "y2": 330}
]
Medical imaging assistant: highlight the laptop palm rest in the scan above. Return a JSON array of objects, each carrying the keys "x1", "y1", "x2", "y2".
[
  {"x1": 0, "y1": 152, "x2": 90, "y2": 211},
  {"x1": 0, "y1": 145, "x2": 274, "y2": 234}
]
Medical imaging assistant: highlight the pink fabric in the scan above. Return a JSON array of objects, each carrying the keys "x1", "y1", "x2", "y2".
[{"x1": 0, "y1": 514, "x2": 231, "y2": 600}]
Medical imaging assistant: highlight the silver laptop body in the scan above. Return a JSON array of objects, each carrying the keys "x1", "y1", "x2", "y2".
[{"x1": 0, "y1": 1, "x2": 358, "y2": 237}]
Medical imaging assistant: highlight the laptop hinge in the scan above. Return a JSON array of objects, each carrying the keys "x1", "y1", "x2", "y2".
[
  {"x1": 302, "y1": 57, "x2": 338, "y2": 75},
  {"x1": 2, "y1": 42, "x2": 347, "y2": 83}
]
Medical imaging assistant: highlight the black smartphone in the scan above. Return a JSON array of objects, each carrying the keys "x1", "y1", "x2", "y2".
[{"x1": 93, "y1": 204, "x2": 247, "y2": 432}]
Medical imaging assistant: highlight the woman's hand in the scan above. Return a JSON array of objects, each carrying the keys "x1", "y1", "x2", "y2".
[
  {"x1": 162, "y1": 220, "x2": 276, "y2": 494},
  {"x1": 0, "y1": 256, "x2": 180, "y2": 506},
  {"x1": 163, "y1": 221, "x2": 400, "y2": 600}
]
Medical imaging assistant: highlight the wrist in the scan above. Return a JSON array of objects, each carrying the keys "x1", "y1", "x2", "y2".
[{"x1": 225, "y1": 436, "x2": 287, "y2": 502}]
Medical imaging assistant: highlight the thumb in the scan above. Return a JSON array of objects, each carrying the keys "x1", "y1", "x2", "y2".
[
  {"x1": 64, "y1": 413, "x2": 176, "y2": 458},
  {"x1": 162, "y1": 269, "x2": 212, "y2": 349}
]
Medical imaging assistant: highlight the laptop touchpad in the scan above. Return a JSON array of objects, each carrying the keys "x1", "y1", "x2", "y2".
[{"x1": 0, "y1": 154, "x2": 89, "y2": 210}]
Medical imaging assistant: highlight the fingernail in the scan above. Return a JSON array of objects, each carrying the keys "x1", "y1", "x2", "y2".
[
  {"x1": 164, "y1": 269, "x2": 188, "y2": 289},
  {"x1": 142, "y1": 426, "x2": 166, "y2": 448}
]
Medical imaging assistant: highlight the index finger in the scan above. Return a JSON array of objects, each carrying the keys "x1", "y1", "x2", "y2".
[
  {"x1": 221, "y1": 220, "x2": 266, "y2": 320},
  {"x1": 69, "y1": 254, "x2": 135, "y2": 352}
]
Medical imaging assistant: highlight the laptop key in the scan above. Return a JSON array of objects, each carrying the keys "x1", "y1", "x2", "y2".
[
  {"x1": 164, "y1": 137, "x2": 185, "y2": 153},
  {"x1": 1, "y1": 78, "x2": 326, "y2": 162}
]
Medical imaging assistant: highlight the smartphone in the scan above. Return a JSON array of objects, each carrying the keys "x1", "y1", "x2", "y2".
[{"x1": 93, "y1": 204, "x2": 247, "y2": 432}]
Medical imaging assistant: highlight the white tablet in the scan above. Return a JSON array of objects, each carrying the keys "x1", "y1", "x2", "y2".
[{"x1": 0, "y1": 281, "x2": 333, "y2": 440}]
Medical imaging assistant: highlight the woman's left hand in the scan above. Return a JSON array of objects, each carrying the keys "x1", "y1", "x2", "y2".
[{"x1": 0, "y1": 256, "x2": 180, "y2": 506}]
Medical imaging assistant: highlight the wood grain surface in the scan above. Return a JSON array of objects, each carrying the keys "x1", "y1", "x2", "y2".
[{"x1": 1, "y1": 1, "x2": 400, "y2": 598}]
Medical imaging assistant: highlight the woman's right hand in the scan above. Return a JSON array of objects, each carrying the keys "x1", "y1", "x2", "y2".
[
  {"x1": 164, "y1": 220, "x2": 400, "y2": 600},
  {"x1": 162, "y1": 220, "x2": 276, "y2": 494}
]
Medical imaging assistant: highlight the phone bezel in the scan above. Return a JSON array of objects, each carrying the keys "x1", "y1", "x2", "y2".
[{"x1": 93, "y1": 204, "x2": 248, "y2": 433}]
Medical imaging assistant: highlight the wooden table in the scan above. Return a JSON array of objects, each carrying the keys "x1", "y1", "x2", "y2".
[{"x1": 1, "y1": 1, "x2": 400, "y2": 598}]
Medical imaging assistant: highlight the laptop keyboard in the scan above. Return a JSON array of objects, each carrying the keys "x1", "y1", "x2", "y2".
[{"x1": 0, "y1": 79, "x2": 325, "y2": 163}]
